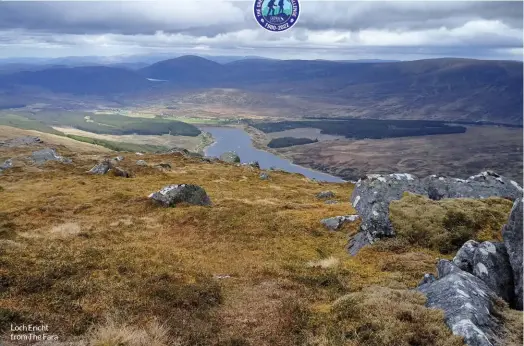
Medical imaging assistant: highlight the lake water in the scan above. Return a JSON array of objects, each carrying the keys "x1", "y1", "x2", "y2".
[{"x1": 200, "y1": 126, "x2": 344, "y2": 183}]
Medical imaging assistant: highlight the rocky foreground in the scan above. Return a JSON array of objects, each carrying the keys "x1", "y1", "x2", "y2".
[{"x1": 0, "y1": 131, "x2": 522, "y2": 346}]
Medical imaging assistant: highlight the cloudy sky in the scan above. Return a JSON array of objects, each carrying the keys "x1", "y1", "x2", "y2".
[{"x1": 0, "y1": 0, "x2": 522, "y2": 61}]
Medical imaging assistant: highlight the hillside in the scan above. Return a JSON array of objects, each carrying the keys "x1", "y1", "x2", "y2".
[
  {"x1": 0, "y1": 57, "x2": 521, "y2": 124},
  {"x1": 0, "y1": 126, "x2": 521, "y2": 346}
]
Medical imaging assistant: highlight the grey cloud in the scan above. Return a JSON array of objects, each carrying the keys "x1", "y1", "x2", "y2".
[{"x1": 0, "y1": 1, "x2": 521, "y2": 36}]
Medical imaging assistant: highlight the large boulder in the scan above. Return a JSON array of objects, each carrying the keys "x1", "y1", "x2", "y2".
[
  {"x1": 219, "y1": 151, "x2": 240, "y2": 163},
  {"x1": 31, "y1": 148, "x2": 72, "y2": 165},
  {"x1": 472, "y1": 242, "x2": 515, "y2": 305},
  {"x1": 349, "y1": 171, "x2": 523, "y2": 255},
  {"x1": 418, "y1": 260, "x2": 503, "y2": 346},
  {"x1": 502, "y1": 198, "x2": 523, "y2": 310},
  {"x1": 148, "y1": 184, "x2": 211, "y2": 207}
]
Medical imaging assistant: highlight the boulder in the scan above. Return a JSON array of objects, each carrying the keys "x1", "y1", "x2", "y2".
[
  {"x1": 249, "y1": 161, "x2": 260, "y2": 169},
  {"x1": 112, "y1": 167, "x2": 131, "y2": 178},
  {"x1": 115, "y1": 156, "x2": 125, "y2": 161},
  {"x1": 156, "y1": 163, "x2": 172, "y2": 170},
  {"x1": 136, "y1": 160, "x2": 148, "y2": 166},
  {"x1": 0, "y1": 136, "x2": 43, "y2": 147},
  {"x1": 316, "y1": 191, "x2": 335, "y2": 199},
  {"x1": 88, "y1": 160, "x2": 112, "y2": 175},
  {"x1": 0, "y1": 159, "x2": 13, "y2": 172},
  {"x1": 219, "y1": 151, "x2": 240, "y2": 163},
  {"x1": 453, "y1": 240, "x2": 480, "y2": 272},
  {"x1": 347, "y1": 231, "x2": 374, "y2": 256},
  {"x1": 349, "y1": 171, "x2": 523, "y2": 255},
  {"x1": 148, "y1": 184, "x2": 211, "y2": 207},
  {"x1": 418, "y1": 260, "x2": 503, "y2": 346},
  {"x1": 472, "y1": 242, "x2": 514, "y2": 304},
  {"x1": 259, "y1": 172, "x2": 270, "y2": 180},
  {"x1": 321, "y1": 215, "x2": 359, "y2": 231},
  {"x1": 502, "y1": 198, "x2": 523, "y2": 310},
  {"x1": 31, "y1": 148, "x2": 72, "y2": 165}
]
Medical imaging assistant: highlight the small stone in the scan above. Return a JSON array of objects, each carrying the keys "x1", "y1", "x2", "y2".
[
  {"x1": 317, "y1": 191, "x2": 335, "y2": 199},
  {"x1": 136, "y1": 160, "x2": 148, "y2": 166},
  {"x1": 259, "y1": 172, "x2": 270, "y2": 180},
  {"x1": 113, "y1": 167, "x2": 131, "y2": 178},
  {"x1": 219, "y1": 151, "x2": 240, "y2": 163}
]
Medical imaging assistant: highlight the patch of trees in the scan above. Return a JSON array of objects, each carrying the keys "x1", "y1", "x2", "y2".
[
  {"x1": 267, "y1": 137, "x2": 318, "y2": 148},
  {"x1": 251, "y1": 119, "x2": 467, "y2": 139}
]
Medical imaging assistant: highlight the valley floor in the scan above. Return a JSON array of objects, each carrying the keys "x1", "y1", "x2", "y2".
[{"x1": 264, "y1": 126, "x2": 523, "y2": 184}]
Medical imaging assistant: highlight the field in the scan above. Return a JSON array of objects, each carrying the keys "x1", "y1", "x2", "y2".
[{"x1": 269, "y1": 126, "x2": 524, "y2": 183}]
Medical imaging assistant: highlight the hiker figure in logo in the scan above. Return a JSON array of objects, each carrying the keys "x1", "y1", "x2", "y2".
[
  {"x1": 267, "y1": 0, "x2": 276, "y2": 16},
  {"x1": 278, "y1": 0, "x2": 286, "y2": 14}
]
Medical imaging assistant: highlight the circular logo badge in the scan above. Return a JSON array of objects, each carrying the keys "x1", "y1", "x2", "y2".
[{"x1": 254, "y1": 0, "x2": 300, "y2": 32}]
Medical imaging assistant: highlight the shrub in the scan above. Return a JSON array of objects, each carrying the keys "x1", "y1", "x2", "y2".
[{"x1": 389, "y1": 194, "x2": 513, "y2": 254}]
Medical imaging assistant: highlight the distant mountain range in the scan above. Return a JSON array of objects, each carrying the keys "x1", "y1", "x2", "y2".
[{"x1": 0, "y1": 55, "x2": 521, "y2": 125}]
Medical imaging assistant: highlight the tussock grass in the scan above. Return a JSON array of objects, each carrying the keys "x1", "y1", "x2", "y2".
[{"x1": 390, "y1": 193, "x2": 513, "y2": 253}]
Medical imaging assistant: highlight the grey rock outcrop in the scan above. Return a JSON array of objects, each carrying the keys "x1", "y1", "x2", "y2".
[
  {"x1": 31, "y1": 148, "x2": 72, "y2": 165},
  {"x1": 472, "y1": 242, "x2": 514, "y2": 305},
  {"x1": 453, "y1": 240, "x2": 480, "y2": 272},
  {"x1": 317, "y1": 191, "x2": 335, "y2": 199},
  {"x1": 0, "y1": 136, "x2": 43, "y2": 147},
  {"x1": 148, "y1": 184, "x2": 212, "y2": 207},
  {"x1": 418, "y1": 259, "x2": 502, "y2": 346},
  {"x1": 88, "y1": 160, "x2": 112, "y2": 175},
  {"x1": 502, "y1": 198, "x2": 523, "y2": 310},
  {"x1": 347, "y1": 231, "x2": 374, "y2": 256},
  {"x1": 321, "y1": 215, "x2": 359, "y2": 231},
  {"x1": 219, "y1": 151, "x2": 240, "y2": 163},
  {"x1": 136, "y1": 160, "x2": 148, "y2": 166},
  {"x1": 349, "y1": 171, "x2": 523, "y2": 255}
]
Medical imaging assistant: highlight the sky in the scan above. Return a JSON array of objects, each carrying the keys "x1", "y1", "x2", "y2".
[{"x1": 0, "y1": 0, "x2": 522, "y2": 61}]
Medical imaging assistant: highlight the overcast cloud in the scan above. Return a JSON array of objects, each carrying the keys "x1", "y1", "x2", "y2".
[{"x1": 0, "y1": 0, "x2": 522, "y2": 61}]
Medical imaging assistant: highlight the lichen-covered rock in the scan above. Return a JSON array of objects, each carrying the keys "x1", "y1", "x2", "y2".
[
  {"x1": 219, "y1": 151, "x2": 240, "y2": 163},
  {"x1": 453, "y1": 240, "x2": 480, "y2": 272},
  {"x1": 316, "y1": 191, "x2": 335, "y2": 199},
  {"x1": 136, "y1": 160, "x2": 148, "y2": 166},
  {"x1": 0, "y1": 136, "x2": 43, "y2": 147},
  {"x1": 472, "y1": 242, "x2": 514, "y2": 304},
  {"x1": 148, "y1": 184, "x2": 211, "y2": 207},
  {"x1": 418, "y1": 260, "x2": 503, "y2": 346},
  {"x1": 31, "y1": 148, "x2": 72, "y2": 165},
  {"x1": 259, "y1": 172, "x2": 270, "y2": 180},
  {"x1": 88, "y1": 160, "x2": 112, "y2": 175},
  {"x1": 349, "y1": 171, "x2": 523, "y2": 255},
  {"x1": 321, "y1": 215, "x2": 359, "y2": 231},
  {"x1": 502, "y1": 198, "x2": 523, "y2": 310}
]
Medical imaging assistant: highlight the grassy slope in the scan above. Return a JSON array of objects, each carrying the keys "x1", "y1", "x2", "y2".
[
  {"x1": 65, "y1": 134, "x2": 168, "y2": 153},
  {"x1": 0, "y1": 113, "x2": 62, "y2": 135},
  {"x1": 0, "y1": 128, "x2": 520, "y2": 345}
]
